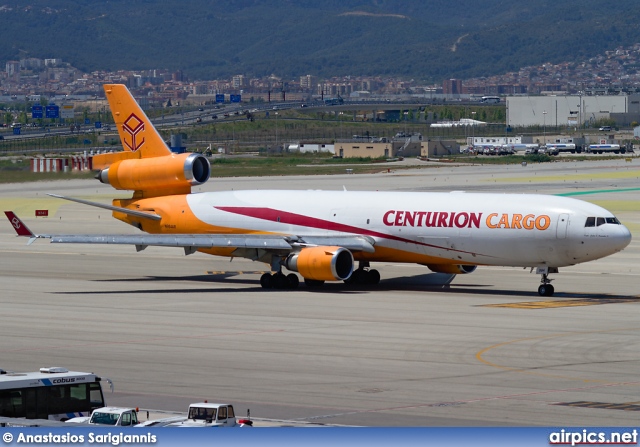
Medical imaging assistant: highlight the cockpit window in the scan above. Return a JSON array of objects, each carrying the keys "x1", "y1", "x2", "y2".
[{"x1": 585, "y1": 216, "x2": 621, "y2": 227}]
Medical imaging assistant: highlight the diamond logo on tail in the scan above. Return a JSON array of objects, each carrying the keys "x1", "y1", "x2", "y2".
[{"x1": 122, "y1": 113, "x2": 145, "y2": 152}]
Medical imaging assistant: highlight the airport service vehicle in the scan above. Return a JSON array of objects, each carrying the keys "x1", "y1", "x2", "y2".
[
  {"x1": 66, "y1": 407, "x2": 138, "y2": 426},
  {"x1": 503, "y1": 143, "x2": 539, "y2": 154},
  {"x1": 587, "y1": 144, "x2": 625, "y2": 154},
  {"x1": 4, "y1": 84, "x2": 632, "y2": 297},
  {"x1": 169, "y1": 403, "x2": 239, "y2": 427},
  {"x1": 0, "y1": 367, "x2": 108, "y2": 421},
  {"x1": 136, "y1": 403, "x2": 248, "y2": 427},
  {"x1": 545, "y1": 143, "x2": 580, "y2": 154}
]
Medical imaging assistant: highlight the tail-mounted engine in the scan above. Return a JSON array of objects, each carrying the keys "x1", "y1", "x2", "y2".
[
  {"x1": 98, "y1": 153, "x2": 210, "y2": 196},
  {"x1": 285, "y1": 246, "x2": 354, "y2": 281},
  {"x1": 426, "y1": 264, "x2": 477, "y2": 274}
]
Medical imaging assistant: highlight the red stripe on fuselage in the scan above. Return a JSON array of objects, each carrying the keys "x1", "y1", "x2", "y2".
[{"x1": 214, "y1": 206, "x2": 486, "y2": 257}]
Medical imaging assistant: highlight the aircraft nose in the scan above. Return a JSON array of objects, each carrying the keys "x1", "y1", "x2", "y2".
[{"x1": 616, "y1": 224, "x2": 633, "y2": 251}]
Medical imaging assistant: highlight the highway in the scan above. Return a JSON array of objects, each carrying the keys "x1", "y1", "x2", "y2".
[{"x1": 1, "y1": 159, "x2": 639, "y2": 426}]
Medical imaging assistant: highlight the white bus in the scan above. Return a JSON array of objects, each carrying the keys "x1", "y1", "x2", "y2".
[
  {"x1": 0, "y1": 367, "x2": 107, "y2": 421},
  {"x1": 480, "y1": 96, "x2": 500, "y2": 104}
]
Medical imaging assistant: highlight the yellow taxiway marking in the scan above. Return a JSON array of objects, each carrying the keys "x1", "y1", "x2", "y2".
[
  {"x1": 0, "y1": 195, "x2": 130, "y2": 218},
  {"x1": 554, "y1": 401, "x2": 640, "y2": 411},
  {"x1": 0, "y1": 198, "x2": 65, "y2": 216},
  {"x1": 482, "y1": 298, "x2": 640, "y2": 309},
  {"x1": 493, "y1": 170, "x2": 640, "y2": 183},
  {"x1": 476, "y1": 327, "x2": 640, "y2": 383}
]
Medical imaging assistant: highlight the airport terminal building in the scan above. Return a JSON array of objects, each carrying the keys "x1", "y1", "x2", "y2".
[{"x1": 506, "y1": 94, "x2": 640, "y2": 127}]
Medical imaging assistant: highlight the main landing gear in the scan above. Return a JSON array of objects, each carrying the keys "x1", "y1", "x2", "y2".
[
  {"x1": 260, "y1": 256, "x2": 301, "y2": 290},
  {"x1": 344, "y1": 261, "x2": 381, "y2": 286},
  {"x1": 260, "y1": 272, "x2": 300, "y2": 290},
  {"x1": 536, "y1": 266, "x2": 558, "y2": 297},
  {"x1": 258, "y1": 260, "x2": 382, "y2": 290}
]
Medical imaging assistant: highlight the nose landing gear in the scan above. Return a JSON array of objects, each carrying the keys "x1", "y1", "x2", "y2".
[
  {"x1": 538, "y1": 279, "x2": 554, "y2": 297},
  {"x1": 536, "y1": 266, "x2": 558, "y2": 296}
]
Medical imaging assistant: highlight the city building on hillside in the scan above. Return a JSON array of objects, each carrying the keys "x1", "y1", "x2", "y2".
[
  {"x1": 443, "y1": 79, "x2": 462, "y2": 95},
  {"x1": 44, "y1": 58, "x2": 62, "y2": 67}
]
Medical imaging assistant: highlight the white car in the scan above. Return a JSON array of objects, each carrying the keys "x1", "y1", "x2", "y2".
[{"x1": 67, "y1": 407, "x2": 139, "y2": 426}]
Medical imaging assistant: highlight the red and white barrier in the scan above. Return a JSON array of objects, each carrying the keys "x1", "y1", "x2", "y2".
[
  {"x1": 30, "y1": 156, "x2": 93, "y2": 173},
  {"x1": 31, "y1": 158, "x2": 65, "y2": 172}
]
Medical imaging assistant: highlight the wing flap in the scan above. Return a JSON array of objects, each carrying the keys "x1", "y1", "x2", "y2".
[{"x1": 50, "y1": 234, "x2": 294, "y2": 250}]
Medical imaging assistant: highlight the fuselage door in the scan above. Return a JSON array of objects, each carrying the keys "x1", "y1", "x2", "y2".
[{"x1": 556, "y1": 213, "x2": 569, "y2": 239}]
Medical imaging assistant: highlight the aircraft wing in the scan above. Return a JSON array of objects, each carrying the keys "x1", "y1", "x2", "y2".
[
  {"x1": 50, "y1": 234, "x2": 376, "y2": 254},
  {"x1": 5, "y1": 212, "x2": 376, "y2": 254}
]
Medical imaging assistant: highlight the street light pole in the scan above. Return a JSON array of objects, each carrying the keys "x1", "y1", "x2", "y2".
[
  {"x1": 578, "y1": 94, "x2": 582, "y2": 129},
  {"x1": 543, "y1": 110, "x2": 547, "y2": 145},
  {"x1": 404, "y1": 111, "x2": 408, "y2": 136},
  {"x1": 275, "y1": 112, "x2": 278, "y2": 152},
  {"x1": 471, "y1": 111, "x2": 476, "y2": 149}
]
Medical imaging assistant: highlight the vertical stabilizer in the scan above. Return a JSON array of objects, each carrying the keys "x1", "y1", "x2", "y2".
[{"x1": 103, "y1": 84, "x2": 171, "y2": 158}]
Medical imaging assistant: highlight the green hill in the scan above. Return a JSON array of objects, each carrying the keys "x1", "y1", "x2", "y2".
[{"x1": 1, "y1": 0, "x2": 639, "y2": 81}]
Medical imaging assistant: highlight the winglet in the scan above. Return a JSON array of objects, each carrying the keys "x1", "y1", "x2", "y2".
[{"x1": 4, "y1": 211, "x2": 38, "y2": 245}]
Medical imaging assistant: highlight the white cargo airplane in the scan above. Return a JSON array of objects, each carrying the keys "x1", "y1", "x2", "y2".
[{"x1": 4, "y1": 85, "x2": 632, "y2": 296}]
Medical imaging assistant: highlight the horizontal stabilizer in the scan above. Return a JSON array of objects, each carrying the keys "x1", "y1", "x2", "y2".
[{"x1": 48, "y1": 194, "x2": 162, "y2": 221}]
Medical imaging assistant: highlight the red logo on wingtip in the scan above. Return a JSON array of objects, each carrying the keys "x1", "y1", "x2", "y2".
[{"x1": 122, "y1": 113, "x2": 145, "y2": 152}]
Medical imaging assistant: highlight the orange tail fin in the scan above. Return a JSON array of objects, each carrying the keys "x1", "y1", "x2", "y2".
[{"x1": 103, "y1": 84, "x2": 171, "y2": 158}]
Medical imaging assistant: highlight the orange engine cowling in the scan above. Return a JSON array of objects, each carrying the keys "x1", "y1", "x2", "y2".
[
  {"x1": 426, "y1": 264, "x2": 477, "y2": 274},
  {"x1": 98, "y1": 153, "x2": 210, "y2": 192},
  {"x1": 285, "y1": 246, "x2": 354, "y2": 281}
]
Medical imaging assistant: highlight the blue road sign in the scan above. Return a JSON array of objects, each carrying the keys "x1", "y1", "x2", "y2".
[
  {"x1": 230, "y1": 94, "x2": 241, "y2": 103},
  {"x1": 85, "y1": 118, "x2": 90, "y2": 125},
  {"x1": 32, "y1": 105, "x2": 43, "y2": 119},
  {"x1": 13, "y1": 127, "x2": 20, "y2": 135},
  {"x1": 215, "y1": 94, "x2": 225, "y2": 103},
  {"x1": 95, "y1": 121, "x2": 102, "y2": 129},
  {"x1": 46, "y1": 105, "x2": 59, "y2": 119}
]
